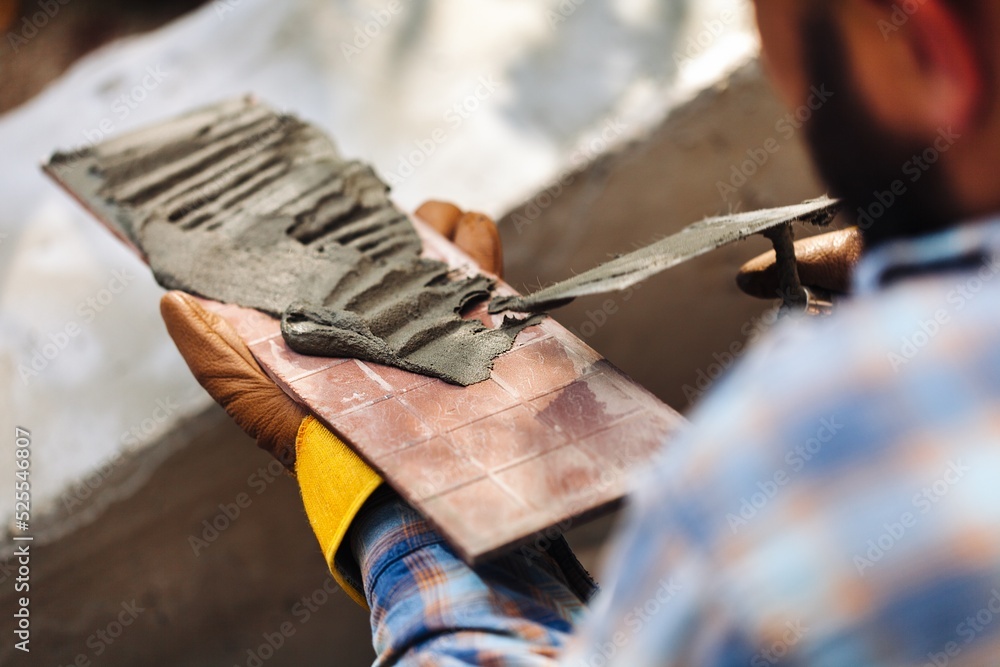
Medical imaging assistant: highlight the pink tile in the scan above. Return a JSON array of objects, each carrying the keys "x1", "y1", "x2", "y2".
[
  {"x1": 331, "y1": 397, "x2": 434, "y2": 459},
  {"x1": 194, "y1": 298, "x2": 280, "y2": 344},
  {"x1": 594, "y1": 361, "x2": 673, "y2": 413},
  {"x1": 224, "y1": 306, "x2": 282, "y2": 344},
  {"x1": 399, "y1": 379, "x2": 517, "y2": 433},
  {"x1": 530, "y1": 371, "x2": 640, "y2": 440},
  {"x1": 448, "y1": 405, "x2": 566, "y2": 470},
  {"x1": 496, "y1": 445, "x2": 606, "y2": 513},
  {"x1": 193, "y1": 297, "x2": 233, "y2": 314},
  {"x1": 462, "y1": 302, "x2": 499, "y2": 329},
  {"x1": 422, "y1": 479, "x2": 537, "y2": 557},
  {"x1": 578, "y1": 411, "x2": 676, "y2": 471},
  {"x1": 291, "y1": 360, "x2": 390, "y2": 419},
  {"x1": 574, "y1": 412, "x2": 678, "y2": 499},
  {"x1": 356, "y1": 360, "x2": 435, "y2": 394},
  {"x1": 375, "y1": 437, "x2": 485, "y2": 501},
  {"x1": 250, "y1": 337, "x2": 346, "y2": 384},
  {"x1": 492, "y1": 337, "x2": 599, "y2": 400},
  {"x1": 538, "y1": 316, "x2": 579, "y2": 339},
  {"x1": 510, "y1": 322, "x2": 549, "y2": 349}
]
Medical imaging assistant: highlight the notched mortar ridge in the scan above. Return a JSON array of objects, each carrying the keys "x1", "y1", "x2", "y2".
[{"x1": 46, "y1": 96, "x2": 541, "y2": 386}]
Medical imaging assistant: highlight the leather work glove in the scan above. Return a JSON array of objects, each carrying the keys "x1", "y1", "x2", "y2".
[
  {"x1": 160, "y1": 201, "x2": 503, "y2": 607},
  {"x1": 160, "y1": 291, "x2": 308, "y2": 471},
  {"x1": 416, "y1": 200, "x2": 504, "y2": 277},
  {"x1": 736, "y1": 227, "x2": 863, "y2": 299}
]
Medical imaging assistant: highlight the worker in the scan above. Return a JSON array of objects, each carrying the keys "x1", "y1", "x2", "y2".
[{"x1": 160, "y1": 0, "x2": 1000, "y2": 663}]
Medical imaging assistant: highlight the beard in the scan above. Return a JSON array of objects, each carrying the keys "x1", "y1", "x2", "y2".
[{"x1": 799, "y1": 6, "x2": 962, "y2": 248}]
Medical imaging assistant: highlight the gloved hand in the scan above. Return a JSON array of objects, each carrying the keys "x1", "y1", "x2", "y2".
[
  {"x1": 736, "y1": 227, "x2": 863, "y2": 299},
  {"x1": 160, "y1": 201, "x2": 503, "y2": 607},
  {"x1": 161, "y1": 200, "x2": 503, "y2": 471},
  {"x1": 161, "y1": 291, "x2": 308, "y2": 471},
  {"x1": 416, "y1": 200, "x2": 504, "y2": 277}
]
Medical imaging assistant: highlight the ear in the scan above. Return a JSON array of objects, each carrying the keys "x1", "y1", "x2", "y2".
[{"x1": 838, "y1": 0, "x2": 983, "y2": 136}]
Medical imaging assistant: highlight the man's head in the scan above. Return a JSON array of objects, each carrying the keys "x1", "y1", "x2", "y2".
[{"x1": 752, "y1": 0, "x2": 1000, "y2": 246}]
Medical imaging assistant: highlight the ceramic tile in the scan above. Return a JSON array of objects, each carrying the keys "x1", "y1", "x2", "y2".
[
  {"x1": 250, "y1": 336, "x2": 346, "y2": 384},
  {"x1": 496, "y1": 445, "x2": 606, "y2": 513},
  {"x1": 330, "y1": 397, "x2": 434, "y2": 459},
  {"x1": 492, "y1": 337, "x2": 600, "y2": 400},
  {"x1": 376, "y1": 437, "x2": 485, "y2": 501},
  {"x1": 448, "y1": 405, "x2": 566, "y2": 470},
  {"x1": 531, "y1": 371, "x2": 641, "y2": 441},
  {"x1": 356, "y1": 360, "x2": 435, "y2": 394},
  {"x1": 422, "y1": 479, "x2": 537, "y2": 558},
  {"x1": 398, "y1": 378, "x2": 518, "y2": 433},
  {"x1": 291, "y1": 360, "x2": 391, "y2": 419}
]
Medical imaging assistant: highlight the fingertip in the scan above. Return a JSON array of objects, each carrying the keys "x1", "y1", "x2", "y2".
[
  {"x1": 159, "y1": 291, "x2": 225, "y2": 344},
  {"x1": 160, "y1": 290, "x2": 190, "y2": 324},
  {"x1": 160, "y1": 290, "x2": 211, "y2": 326},
  {"x1": 454, "y1": 212, "x2": 504, "y2": 277},
  {"x1": 736, "y1": 255, "x2": 779, "y2": 298},
  {"x1": 160, "y1": 289, "x2": 190, "y2": 314},
  {"x1": 415, "y1": 200, "x2": 464, "y2": 238}
]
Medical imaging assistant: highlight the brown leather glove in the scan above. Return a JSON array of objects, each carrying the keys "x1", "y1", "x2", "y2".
[
  {"x1": 0, "y1": 1, "x2": 18, "y2": 32},
  {"x1": 161, "y1": 202, "x2": 504, "y2": 472},
  {"x1": 736, "y1": 227, "x2": 863, "y2": 299},
  {"x1": 161, "y1": 291, "x2": 308, "y2": 471}
]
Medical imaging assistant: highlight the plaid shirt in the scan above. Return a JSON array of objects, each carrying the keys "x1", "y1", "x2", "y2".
[{"x1": 351, "y1": 217, "x2": 1000, "y2": 666}]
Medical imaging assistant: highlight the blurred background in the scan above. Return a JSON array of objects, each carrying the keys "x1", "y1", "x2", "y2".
[{"x1": 0, "y1": 0, "x2": 825, "y2": 664}]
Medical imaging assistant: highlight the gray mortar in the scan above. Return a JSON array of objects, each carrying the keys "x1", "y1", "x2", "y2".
[{"x1": 45, "y1": 97, "x2": 540, "y2": 386}]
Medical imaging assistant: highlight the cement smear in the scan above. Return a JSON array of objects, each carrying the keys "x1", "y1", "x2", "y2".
[{"x1": 46, "y1": 97, "x2": 539, "y2": 385}]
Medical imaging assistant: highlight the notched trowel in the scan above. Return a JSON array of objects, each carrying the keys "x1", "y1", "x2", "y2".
[{"x1": 490, "y1": 197, "x2": 843, "y2": 316}]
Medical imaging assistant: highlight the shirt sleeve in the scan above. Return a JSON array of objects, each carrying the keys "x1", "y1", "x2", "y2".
[
  {"x1": 349, "y1": 487, "x2": 593, "y2": 666},
  {"x1": 556, "y1": 464, "x2": 759, "y2": 667}
]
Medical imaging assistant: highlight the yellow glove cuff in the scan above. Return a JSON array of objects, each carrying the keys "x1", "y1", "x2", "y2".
[{"x1": 294, "y1": 415, "x2": 382, "y2": 609}]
